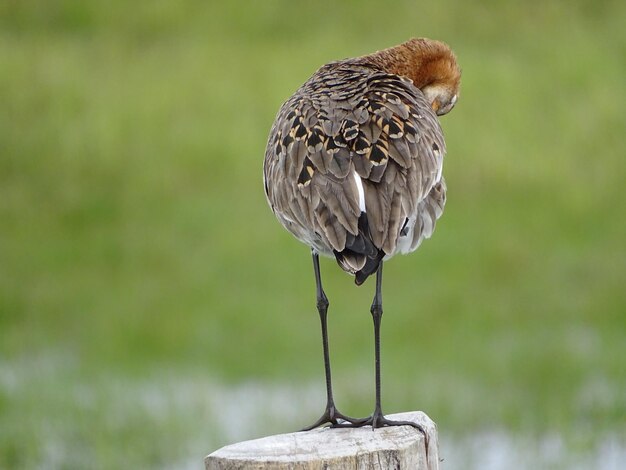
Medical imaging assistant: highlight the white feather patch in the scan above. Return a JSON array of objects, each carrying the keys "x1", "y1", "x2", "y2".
[{"x1": 352, "y1": 171, "x2": 366, "y2": 212}]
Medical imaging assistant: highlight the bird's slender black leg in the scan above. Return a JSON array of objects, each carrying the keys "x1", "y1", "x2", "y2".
[
  {"x1": 334, "y1": 263, "x2": 428, "y2": 450},
  {"x1": 300, "y1": 251, "x2": 368, "y2": 431},
  {"x1": 371, "y1": 260, "x2": 385, "y2": 426}
]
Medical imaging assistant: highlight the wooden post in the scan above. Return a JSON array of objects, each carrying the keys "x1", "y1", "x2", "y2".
[{"x1": 205, "y1": 411, "x2": 438, "y2": 470}]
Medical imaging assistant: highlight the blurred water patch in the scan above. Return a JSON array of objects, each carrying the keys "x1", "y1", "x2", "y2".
[
  {"x1": 0, "y1": 352, "x2": 318, "y2": 468},
  {"x1": 442, "y1": 432, "x2": 625, "y2": 470},
  {"x1": 1, "y1": 353, "x2": 624, "y2": 469}
]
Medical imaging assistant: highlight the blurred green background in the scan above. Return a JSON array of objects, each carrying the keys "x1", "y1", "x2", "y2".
[{"x1": 1, "y1": 0, "x2": 625, "y2": 468}]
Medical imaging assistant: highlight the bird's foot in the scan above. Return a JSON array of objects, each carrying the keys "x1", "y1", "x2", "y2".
[
  {"x1": 332, "y1": 410, "x2": 428, "y2": 451},
  {"x1": 300, "y1": 404, "x2": 369, "y2": 431}
]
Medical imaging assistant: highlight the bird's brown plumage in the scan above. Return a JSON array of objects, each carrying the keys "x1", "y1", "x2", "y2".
[{"x1": 264, "y1": 38, "x2": 460, "y2": 284}]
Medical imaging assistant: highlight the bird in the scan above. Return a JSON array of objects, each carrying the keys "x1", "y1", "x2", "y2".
[{"x1": 263, "y1": 38, "x2": 461, "y2": 434}]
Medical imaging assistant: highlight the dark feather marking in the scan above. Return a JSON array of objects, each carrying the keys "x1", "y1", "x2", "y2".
[{"x1": 354, "y1": 250, "x2": 385, "y2": 286}]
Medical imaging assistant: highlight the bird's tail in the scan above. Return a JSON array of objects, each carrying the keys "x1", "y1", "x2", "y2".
[{"x1": 333, "y1": 213, "x2": 385, "y2": 285}]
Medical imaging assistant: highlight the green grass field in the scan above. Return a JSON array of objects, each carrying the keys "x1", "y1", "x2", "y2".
[{"x1": 1, "y1": 1, "x2": 625, "y2": 468}]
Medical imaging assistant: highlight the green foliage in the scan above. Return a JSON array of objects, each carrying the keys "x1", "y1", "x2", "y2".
[{"x1": 1, "y1": 0, "x2": 625, "y2": 467}]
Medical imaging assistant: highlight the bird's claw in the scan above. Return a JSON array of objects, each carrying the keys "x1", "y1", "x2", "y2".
[
  {"x1": 331, "y1": 411, "x2": 429, "y2": 455},
  {"x1": 299, "y1": 405, "x2": 369, "y2": 432}
]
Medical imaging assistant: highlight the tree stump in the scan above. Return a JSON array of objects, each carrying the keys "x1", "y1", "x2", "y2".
[{"x1": 205, "y1": 411, "x2": 438, "y2": 469}]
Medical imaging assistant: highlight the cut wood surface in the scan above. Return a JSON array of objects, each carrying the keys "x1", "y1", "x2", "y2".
[{"x1": 205, "y1": 411, "x2": 438, "y2": 469}]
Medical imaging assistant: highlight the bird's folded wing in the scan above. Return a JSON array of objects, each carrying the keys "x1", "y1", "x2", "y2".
[{"x1": 264, "y1": 64, "x2": 446, "y2": 257}]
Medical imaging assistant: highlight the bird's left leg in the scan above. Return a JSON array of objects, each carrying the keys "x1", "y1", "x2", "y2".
[{"x1": 300, "y1": 250, "x2": 369, "y2": 431}]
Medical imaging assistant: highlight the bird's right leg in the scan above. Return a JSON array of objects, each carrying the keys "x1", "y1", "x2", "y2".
[{"x1": 300, "y1": 251, "x2": 368, "y2": 431}]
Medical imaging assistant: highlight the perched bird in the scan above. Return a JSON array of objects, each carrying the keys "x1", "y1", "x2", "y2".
[{"x1": 263, "y1": 38, "x2": 461, "y2": 433}]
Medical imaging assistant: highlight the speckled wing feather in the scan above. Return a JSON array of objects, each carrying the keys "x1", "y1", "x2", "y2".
[{"x1": 264, "y1": 60, "x2": 447, "y2": 280}]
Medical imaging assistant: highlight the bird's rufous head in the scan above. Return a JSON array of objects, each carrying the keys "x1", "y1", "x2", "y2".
[{"x1": 367, "y1": 38, "x2": 461, "y2": 116}]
